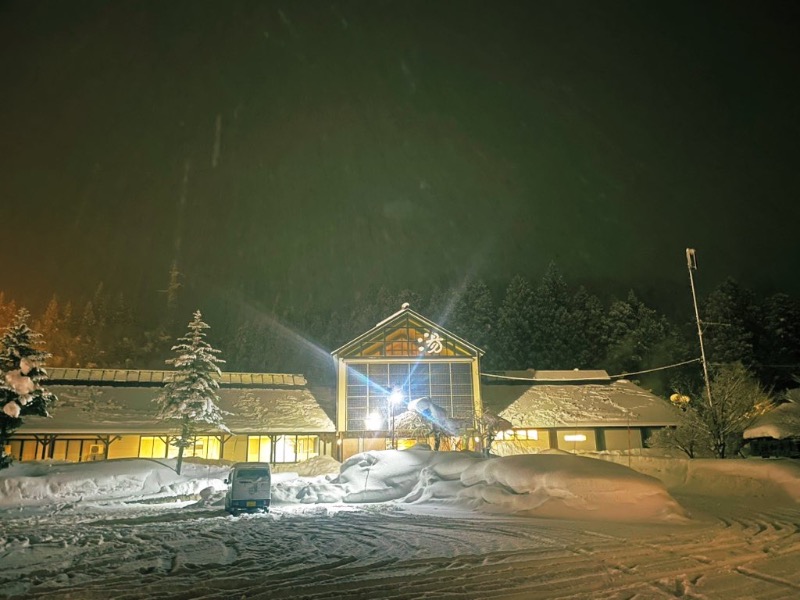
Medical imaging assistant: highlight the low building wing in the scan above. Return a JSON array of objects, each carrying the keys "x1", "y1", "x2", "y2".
[
  {"x1": 18, "y1": 369, "x2": 334, "y2": 435},
  {"x1": 480, "y1": 370, "x2": 680, "y2": 453},
  {"x1": 491, "y1": 379, "x2": 680, "y2": 429}
]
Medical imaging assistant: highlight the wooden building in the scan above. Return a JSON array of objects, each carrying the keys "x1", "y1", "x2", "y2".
[
  {"x1": 332, "y1": 303, "x2": 484, "y2": 460},
  {"x1": 9, "y1": 307, "x2": 682, "y2": 465},
  {"x1": 482, "y1": 369, "x2": 680, "y2": 454},
  {"x1": 10, "y1": 368, "x2": 336, "y2": 464}
]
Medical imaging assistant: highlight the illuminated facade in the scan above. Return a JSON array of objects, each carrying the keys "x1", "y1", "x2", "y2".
[
  {"x1": 332, "y1": 304, "x2": 484, "y2": 460},
  {"x1": 10, "y1": 369, "x2": 336, "y2": 464},
  {"x1": 9, "y1": 312, "x2": 680, "y2": 466}
]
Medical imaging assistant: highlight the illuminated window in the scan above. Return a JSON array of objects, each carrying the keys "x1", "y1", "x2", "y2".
[
  {"x1": 495, "y1": 429, "x2": 538, "y2": 441},
  {"x1": 247, "y1": 435, "x2": 319, "y2": 463},
  {"x1": 183, "y1": 436, "x2": 221, "y2": 460},
  {"x1": 139, "y1": 436, "x2": 155, "y2": 458},
  {"x1": 139, "y1": 436, "x2": 178, "y2": 458},
  {"x1": 275, "y1": 435, "x2": 319, "y2": 463},
  {"x1": 564, "y1": 434, "x2": 587, "y2": 442},
  {"x1": 346, "y1": 362, "x2": 474, "y2": 431},
  {"x1": 247, "y1": 435, "x2": 272, "y2": 462}
]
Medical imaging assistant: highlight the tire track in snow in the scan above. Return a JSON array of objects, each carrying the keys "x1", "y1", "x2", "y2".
[{"x1": 4, "y1": 502, "x2": 800, "y2": 599}]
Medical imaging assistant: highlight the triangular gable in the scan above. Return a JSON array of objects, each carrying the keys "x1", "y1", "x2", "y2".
[{"x1": 333, "y1": 306, "x2": 483, "y2": 359}]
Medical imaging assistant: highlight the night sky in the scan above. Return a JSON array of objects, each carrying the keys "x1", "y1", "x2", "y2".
[{"x1": 2, "y1": 1, "x2": 799, "y2": 317}]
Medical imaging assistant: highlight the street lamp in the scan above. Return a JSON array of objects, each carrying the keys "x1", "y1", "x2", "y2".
[{"x1": 388, "y1": 388, "x2": 404, "y2": 449}]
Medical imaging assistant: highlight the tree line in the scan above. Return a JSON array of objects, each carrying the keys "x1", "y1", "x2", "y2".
[{"x1": 1, "y1": 264, "x2": 798, "y2": 396}]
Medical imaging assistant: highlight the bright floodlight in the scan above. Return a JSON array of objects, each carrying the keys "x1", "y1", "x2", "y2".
[
  {"x1": 364, "y1": 413, "x2": 383, "y2": 431},
  {"x1": 389, "y1": 388, "x2": 404, "y2": 405}
]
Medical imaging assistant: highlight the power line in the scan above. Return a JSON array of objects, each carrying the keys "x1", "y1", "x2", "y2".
[
  {"x1": 609, "y1": 358, "x2": 702, "y2": 379},
  {"x1": 480, "y1": 358, "x2": 702, "y2": 383}
]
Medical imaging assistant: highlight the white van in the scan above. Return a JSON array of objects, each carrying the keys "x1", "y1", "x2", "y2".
[{"x1": 224, "y1": 462, "x2": 272, "y2": 514}]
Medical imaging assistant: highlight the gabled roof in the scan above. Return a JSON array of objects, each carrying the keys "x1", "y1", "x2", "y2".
[
  {"x1": 19, "y1": 384, "x2": 335, "y2": 435},
  {"x1": 332, "y1": 304, "x2": 484, "y2": 358},
  {"x1": 483, "y1": 378, "x2": 679, "y2": 428},
  {"x1": 44, "y1": 368, "x2": 306, "y2": 388}
]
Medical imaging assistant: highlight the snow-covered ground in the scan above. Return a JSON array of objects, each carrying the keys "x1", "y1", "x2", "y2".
[{"x1": 1, "y1": 449, "x2": 799, "y2": 599}]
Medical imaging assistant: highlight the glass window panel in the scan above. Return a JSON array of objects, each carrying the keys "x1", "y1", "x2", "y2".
[
  {"x1": 274, "y1": 435, "x2": 291, "y2": 462},
  {"x1": 348, "y1": 397, "x2": 367, "y2": 410},
  {"x1": 247, "y1": 436, "x2": 261, "y2": 462},
  {"x1": 139, "y1": 436, "x2": 155, "y2": 459},
  {"x1": 348, "y1": 364, "x2": 368, "y2": 382},
  {"x1": 347, "y1": 361, "x2": 478, "y2": 430}
]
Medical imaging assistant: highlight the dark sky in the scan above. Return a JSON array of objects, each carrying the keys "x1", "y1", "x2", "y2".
[{"x1": 2, "y1": 0, "x2": 799, "y2": 317}]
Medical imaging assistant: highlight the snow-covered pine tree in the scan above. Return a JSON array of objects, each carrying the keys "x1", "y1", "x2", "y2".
[
  {"x1": 0, "y1": 308, "x2": 56, "y2": 469},
  {"x1": 155, "y1": 310, "x2": 229, "y2": 474}
]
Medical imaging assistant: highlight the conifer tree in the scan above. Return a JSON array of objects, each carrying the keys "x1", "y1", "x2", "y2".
[
  {"x1": 449, "y1": 280, "x2": 495, "y2": 358},
  {"x1": 0, "y1": 309, "x2": 56, "y2": 469},
  {"x1": 530, "y1": 264, "x2": 572, "y2": 369},
  {"x1": 568, "y1": 286, "x2": 609, "y2": 368},
  {"x1": 0, "y1": 293, "x2": 18, "y2": 331},
  {"x1": 496, "y1": 275, "x2": 535, "y2": 369},
  {"x1": 702, "y1": 278, "x2": 757, "y2": 366},
  {"x1": 604, "y1": 290, "x2": 674, "y2": 375},
  {"x1": 155, "y1": 310, "x2": 229, "y2": 474},
  {"x1": 757, "y1": 293, "x2": 800, "y2": 389}
]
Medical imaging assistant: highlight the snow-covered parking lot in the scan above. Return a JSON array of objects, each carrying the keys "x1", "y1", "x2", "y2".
[{"x1": 2, "y1": 450, "x2": 800, "y2": 599}]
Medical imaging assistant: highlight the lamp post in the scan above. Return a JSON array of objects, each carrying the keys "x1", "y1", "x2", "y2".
[
  {"x1": 388, "y1": 388, "x2": 404, "y2": 449},
  {"x1": 686, "y1": 248, "x2": 714, "y2": 410}
]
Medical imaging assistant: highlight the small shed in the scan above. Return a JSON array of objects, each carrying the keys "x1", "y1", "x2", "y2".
[{"x1": 744, "y1": 390, "x2": 800, "y2": 458}]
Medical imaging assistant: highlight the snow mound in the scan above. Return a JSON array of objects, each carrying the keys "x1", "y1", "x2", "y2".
[
  {"x1": 1, "y1": 452, "x2": 691, "y2": 522},
  {"x1": 273, "y1": 475, "x2": 347, "y2": 504},
  {"x1": 595, "y1": 454, "x2": 800, "y2": 502},
  {"x1": 337, "y1": 449, "x2": 687, "y2": 522},
  {"x1": 271, "y1": 455, "x2": 340, "y2": 477},
  {"x1": 458, "y1": 454, "x2": 686, "y2": 521},
  {"x1": 0, "y1": 459, "x2": 229, "y2": 507}
]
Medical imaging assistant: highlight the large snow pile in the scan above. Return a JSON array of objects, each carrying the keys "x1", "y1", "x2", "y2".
[
  {"x1": 0, "y1": 450, "x2": 686, "y2": 522},
  {"x1": 271, "y1": 455, "x2": 341, "y2": 477},
  {"x1": 0, "y1": 458, "x2": 230, "y2": 507},
  {"x1": 330, "y1": 448, "x2": 686, "y2": 522}
]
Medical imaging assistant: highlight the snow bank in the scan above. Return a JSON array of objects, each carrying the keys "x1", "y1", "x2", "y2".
[
  {"x1": 271, "y1": 455, "x2": 341, "y2": 477},
  {"x1": 594, "y1": 454, "x2": 800, "y2": 502},
  {"x1": 334, "y1": 448, "x2": 686, "y2": 522},
  {"x1": 1, "y1": 451, "x2": 699, "y2": 523},
  {"x1": 0, "y1": 458, "x2": 229, "y2": 507}
]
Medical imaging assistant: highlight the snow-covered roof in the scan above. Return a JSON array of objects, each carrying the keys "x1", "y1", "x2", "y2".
[
  {"x1": 486, "y1": 379, "x2": 680, "y2": 428},
  {"x1": 743, "y1": 399, "x2": 800, "y2": 440},
  {"x1": 19, "y1": 385, "x2": 335, "y2": 435},
  {"x1": 45, "y1": 368, "x2": 307, "y2": 387}
]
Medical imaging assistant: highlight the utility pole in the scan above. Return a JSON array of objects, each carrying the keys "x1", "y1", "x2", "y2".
[{"x1": 686, "y1": 249, "x2": 714, "y2": 409}]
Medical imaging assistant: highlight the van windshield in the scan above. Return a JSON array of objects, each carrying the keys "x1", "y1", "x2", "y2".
[{"x1": 235, "y1": 468, "x2": 270, "y2": 481}]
